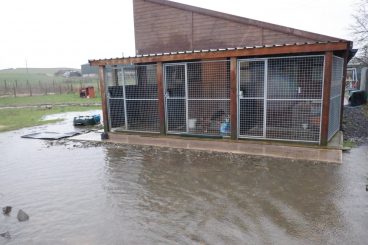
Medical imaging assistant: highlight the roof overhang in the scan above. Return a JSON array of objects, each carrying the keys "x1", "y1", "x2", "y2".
[{"x1": 89, "y1": 41, "x2": 351, "y2": 66}]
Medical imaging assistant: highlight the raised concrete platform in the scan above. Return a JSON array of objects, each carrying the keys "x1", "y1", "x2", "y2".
[{"x1": 70, "y1": 132, "x2": 342, "y2": 164}]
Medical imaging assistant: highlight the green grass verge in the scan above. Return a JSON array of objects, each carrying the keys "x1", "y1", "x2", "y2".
[
  {"x1": 343, "y1": 139, "x2": 357, "y2": 149},
  {"x1": 0, "y1": 94, "x2": 101, "y2": 107},
  {"x1": 0, "y1": 106, "x2": 101, "y2": 132}
]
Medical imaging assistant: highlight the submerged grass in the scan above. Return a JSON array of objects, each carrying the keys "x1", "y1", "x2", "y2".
[{"x1": 0, "y1": 106, "x2": 100, "y2": 132}]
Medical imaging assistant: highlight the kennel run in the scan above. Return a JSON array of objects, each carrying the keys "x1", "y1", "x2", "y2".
[{"x1": 89, "y1": 41, "x2": 353, "y2": 145}]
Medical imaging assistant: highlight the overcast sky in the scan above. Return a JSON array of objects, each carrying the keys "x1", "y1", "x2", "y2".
[{"x1": 0, "y1": 0, "x2": 359, "y2": 69}]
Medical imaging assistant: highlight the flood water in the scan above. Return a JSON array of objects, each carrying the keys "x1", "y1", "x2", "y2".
[{"x1": 0, "y1": 112, "x2": 367, "y2": 244}]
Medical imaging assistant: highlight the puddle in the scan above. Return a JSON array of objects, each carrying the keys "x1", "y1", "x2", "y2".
[{"x1": 0, "y1": 110, "x2": 367, "y2": 244}]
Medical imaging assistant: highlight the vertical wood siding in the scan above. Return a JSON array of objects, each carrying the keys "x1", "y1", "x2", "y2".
[{"x1": 133, "y1": 0, "x2": 316, "y2": 54}]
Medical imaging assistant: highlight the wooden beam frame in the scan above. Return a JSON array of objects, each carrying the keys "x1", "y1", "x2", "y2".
[
  {"x1": 90, "y1": 42, "x2": 349, "y2": 67},
  {"x1": 98, "y1": 65, "x2": 110, "y2": 133},
  {"x1": 320, "y1": 51, "x2": 333, "y2": 145},
  {"x1": 230, "y1": 57, "x2": 238, "y2": 140},
  {"x1": 156, "y1": 62, "x2": 166, "y2": 135}
]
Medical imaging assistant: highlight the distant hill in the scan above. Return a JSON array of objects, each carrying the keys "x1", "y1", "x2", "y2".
[
  {"x1": 0, "y1": 68, "x2": 80, "y2": 75},
  {"x1": 0, "y1": 68, "x2": 86, "y2": 84}
]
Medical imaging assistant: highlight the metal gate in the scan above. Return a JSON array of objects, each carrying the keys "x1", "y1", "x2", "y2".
[
  {"x1": 105, "y1": 64, "x2": 160, "y2": 133},
  {"x1": 165, "y1": 64, "x2": 187, "y2": 133},
  {"x1": 164, "y1": 61, "x2": 231, "y2": 136},
  {"x1": 238, "y1": 59, "x2": 266, "y2": 138},
  {"x1": 238, "y1": 56, "x2": 324, "y2": 143}
]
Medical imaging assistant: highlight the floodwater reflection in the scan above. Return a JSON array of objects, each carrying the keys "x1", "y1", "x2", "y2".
[
  {"x1": 103, "y1": 146, "x2": 347, "y2": 244},
  {"x1": 0, "y1": 118, "x2": 367, "y2": 244}
]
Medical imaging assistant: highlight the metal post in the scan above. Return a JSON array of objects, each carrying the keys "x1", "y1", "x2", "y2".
[
  {"x1": 157, "y1": 62, "x2": 166, "y2": 135},
  {"x1": 321, "y1": 51, "x2": 333, "y2": 145},
  {"x1": 185, "y1": 63, "x2": 189, "y2": 133},
  {"x1": 99, "y1": 65, "x2": 109, "y2": 133},
  {"x1": 263, "y1": 59, "x2": 268, "y2": 138},
  {"x1": 121, "y1": 67, "x2": 128, "y2": 131}
]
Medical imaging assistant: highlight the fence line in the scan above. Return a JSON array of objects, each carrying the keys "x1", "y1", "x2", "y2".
[{"x1": 0, "y1": 79, "x2": 100, "y2": 97}]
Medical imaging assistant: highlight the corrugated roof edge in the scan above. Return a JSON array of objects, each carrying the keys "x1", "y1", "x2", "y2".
[{"x1": 89, "y1": 41, "x2": 349, "y2": 63}]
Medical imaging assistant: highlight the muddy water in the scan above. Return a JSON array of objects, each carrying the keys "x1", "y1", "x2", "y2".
[{"x1": 0, "y1": 112, "x2": 367, "y2": 244}]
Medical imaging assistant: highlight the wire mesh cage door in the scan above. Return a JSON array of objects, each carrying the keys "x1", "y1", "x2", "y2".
[
  {"x1": 238, "y1": 60, "x2": 266, "y2": 138},
  {"x1": 164, "y1": 64, "x2": 187, "y2": 134},
  {"x1": 105, "y1": 66, "x2": 126, "y2": 130},
  {"x1": 123, "y1": 64, "x2": 160, "y2": 133}
]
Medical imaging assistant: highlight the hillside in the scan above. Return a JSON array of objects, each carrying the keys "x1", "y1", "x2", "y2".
[{"x1": 0, "y1": 67, "x2": 83, "y2": 84}]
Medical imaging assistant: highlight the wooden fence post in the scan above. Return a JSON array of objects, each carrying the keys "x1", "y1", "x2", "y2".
[
  {"x1": 13, "y1": 82, "x2": 16, "y2": 97},
  {"x1": 27, "y1": 80, "x2": 32, "y2": 96}
]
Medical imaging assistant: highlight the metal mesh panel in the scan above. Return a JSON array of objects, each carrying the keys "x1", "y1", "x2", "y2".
[
  {"x1": 266, "y1": 56, "x2": 324, "y2": 142},
  {"x1": 266, "y1": 100, "x2": 322, "y2": 141},
  {"x1": 105, "y1": 64, "x2": 160, "y2": 133},
  {"x1": 328, "y1": 56, "x2": 344, "y2": 140},
  {"x1": 165, "y1": 61, "x2": 231, "y2": 136},
  {"x1": 188, "y1": 100, "x2": 230, "y2": 135},
  {"x1": 165, "y1": 64, "x2": 186, "y2": 133},
  {"x1": 105, "y1": 66, "x2": 126, "y2": 129},
  {"x1": 238, "y1": 56, "x2": 324, "y2": 142},
  {"x1": 239, "y1": 60, "x2": 265, "y2": 137}
]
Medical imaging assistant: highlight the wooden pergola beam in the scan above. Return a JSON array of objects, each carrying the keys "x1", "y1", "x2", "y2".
[{"x1": 89, "y1": 42, "x2": 349, "y2": 66}]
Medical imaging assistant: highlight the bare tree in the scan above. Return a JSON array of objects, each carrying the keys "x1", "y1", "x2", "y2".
[{"x1": 351, "y1": 0, "x2": 368, "y2": 65}]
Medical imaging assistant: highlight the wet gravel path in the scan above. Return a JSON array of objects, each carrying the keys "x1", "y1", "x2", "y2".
[{"x1": 342, "y1": 105, "x2": 368, "y2": 145}]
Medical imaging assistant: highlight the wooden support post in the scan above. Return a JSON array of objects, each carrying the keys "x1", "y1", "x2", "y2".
[
  {"x1": 99, "y1": 65, "x2": 109, "y2": 133},
  {"x1": 156, "y1": 62, "x2": 166, "y2": 135},
  {"x1": 321, "y1": 51, "x2": 333, "y2": 145},
  {"x1": 14, "y1": 80, "x2": 18, "y2": 97},
  {"x1": 97, "y1": 80, "x2": 100, "y2": 96},
  {"x1": 13, "y1": 83, "x2": 16, "y2": 98},
  {"x1": 340, "y1": 50, "x2": 349, "y2": 129},
  {"x1": 230, "y1": 57, "x2": 238, "y2": 140},
  {"x1": 27, "y1": 80, "x2": 32, "y2": 96}
]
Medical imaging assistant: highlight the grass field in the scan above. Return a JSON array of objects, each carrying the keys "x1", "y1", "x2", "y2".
[
  {"x1": 0, "y1": 105, "x2": 101, "y2": 132},
  {"x1": 0, "y1": 94, "x2": 101, "y2": 107}
]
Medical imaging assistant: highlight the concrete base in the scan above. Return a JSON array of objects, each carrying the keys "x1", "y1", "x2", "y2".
[
  {"x1": 70, "y1": 132, "x2": 342, "y2": 164},
  {"x1": 327, "y1": 131, "x2": 344, "y2": 149}
]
